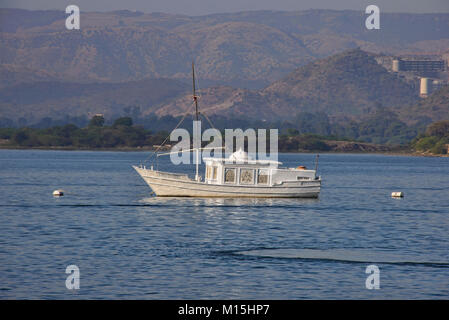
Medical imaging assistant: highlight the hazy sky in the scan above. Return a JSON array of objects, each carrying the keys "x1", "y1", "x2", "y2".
[{"x1": 1, "y1": 0, "x2": 449, "y2": 15}]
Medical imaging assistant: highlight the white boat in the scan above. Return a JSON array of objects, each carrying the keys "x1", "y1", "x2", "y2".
[
  {"x1": 133, "y1": 63, "x2": 321, "y2": 198},
  {"x1": 133, "y1": 149, "x2": 321, "y2": 198}
]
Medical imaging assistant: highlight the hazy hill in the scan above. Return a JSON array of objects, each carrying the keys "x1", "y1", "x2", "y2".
[
  {"x1": 0, "y1": 64, "x2": 62, "y2": 88},
  {"x1": 1, "y1": 8, "x2": 448, "y2": 87},
  {"x1": 262, "y1": 49, "x2": 419, "y2": 119},
  {"x1": 397, "y1": 85, "x2": 449, "y2": 126},
  {"x1": 155, "y1": 49, "x2": 419, "y2": 121},
  {"x1": 0, "y1": 49, "x2": 424, "y2": 124},
  {"x1": 0, "y1": 78, "x2": 189, "y2": 123}
]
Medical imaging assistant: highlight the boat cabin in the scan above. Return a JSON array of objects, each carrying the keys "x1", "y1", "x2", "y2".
[{"x1": 203, "y1": 149, "x2": 316, "y2": 186}]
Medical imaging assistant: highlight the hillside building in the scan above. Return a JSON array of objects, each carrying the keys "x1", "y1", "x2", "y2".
[
  {"x1": 419, "y1": 77, "x2": 445, "y2": 98},
  {"x1": 392, "y1": 58, "x2": 446, "y2": 77},
  {"x1": 391, "y1": 54, "x2": 448, "y2": 98}
]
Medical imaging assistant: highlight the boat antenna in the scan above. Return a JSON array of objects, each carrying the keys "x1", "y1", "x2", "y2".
[{"x1": 314, "y1": 154, "x2": 319, "y2": 177}]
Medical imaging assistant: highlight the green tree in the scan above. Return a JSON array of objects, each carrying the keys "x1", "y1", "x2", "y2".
[
  {"x1": 414, "y1": 136, "x2": 438, "y2": 151},
  {"x1": 298, "y1": 136, "x2": 331, "y2": 151},
  {"x1": 295, "y1": 112, "x2": 331, "y2": 136},
  {"x1": 89, "y1": 115, "x2": 105, "y2": 127},
  {"x1": 430, "y1": 138, "x2": 449, "y2": 154},
  {"x1": 426, "y1": 120, "x2": 449, "y2": 138},
  {"x1": 113, "y1": 117, "x2": 133, "y2": 127},
  {"x1": 13, "y1": 129, "x2": 30, "y2": 145}
]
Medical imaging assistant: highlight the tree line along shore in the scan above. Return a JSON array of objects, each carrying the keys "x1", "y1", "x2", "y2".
[{"x1": 0, "y1": 116, "x2": 448, "y2": 155}]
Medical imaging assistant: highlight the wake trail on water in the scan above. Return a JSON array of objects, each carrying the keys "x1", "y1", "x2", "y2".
[{"x1": 234, "y1": 248, "x2": 449, "y2": 267}]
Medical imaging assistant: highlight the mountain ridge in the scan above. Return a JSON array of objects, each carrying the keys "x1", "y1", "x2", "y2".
[
  {"x1": 1, "y1": 8, "x2": 448, "y2": 87},
  {"x1": 154, "y1": 49, "x2": 420, "y2": 121},
  {"x1": 3, "y1": 48, "x2": 443, "y2": 128}
]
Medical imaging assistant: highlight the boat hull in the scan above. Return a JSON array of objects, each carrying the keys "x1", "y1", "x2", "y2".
[{"x1": 133, "y1": 166, "x2": 320, "y2": 198}]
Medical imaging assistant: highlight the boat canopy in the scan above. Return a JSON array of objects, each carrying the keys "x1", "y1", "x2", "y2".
[{"x1": 203, "y1": 148, "x2": 281, "y2": 166}]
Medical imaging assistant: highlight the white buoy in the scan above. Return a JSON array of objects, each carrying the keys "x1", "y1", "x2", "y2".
[
  {"x1": 391, "y1": 192, "x2": 404, "y2": 198},
  {"x1": 53, "y1": 190, "x2": 64, "y2": 197}
]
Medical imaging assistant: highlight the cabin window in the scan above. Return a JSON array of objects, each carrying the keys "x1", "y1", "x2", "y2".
[
  {"x1": 257, "y1": 169, "x2": 269, "y2": 185},
  {"x1": 224, "y1": 168, "x2": 236, "y2": 183},
  {"x1": 212, "y1": 167, "x2": 218, "y2": 180},
  {"x1": 240, "y1": 169, "x2": 254, "y2": 185},
  {"x1": 206, "y1": 166, "x2": 212, "y2": 180}
]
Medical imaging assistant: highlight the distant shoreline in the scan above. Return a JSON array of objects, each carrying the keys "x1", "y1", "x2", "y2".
[{"x1": 0, "y1": 145, "x2": 446, "y2": 157}]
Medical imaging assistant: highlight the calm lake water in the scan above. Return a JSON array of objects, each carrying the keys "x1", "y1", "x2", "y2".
[{"x1": 0, "y1": 150, "x2": 448, "y2": 299}]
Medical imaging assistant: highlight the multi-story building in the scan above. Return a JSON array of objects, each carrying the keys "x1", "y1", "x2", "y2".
[{"x1": 392, "y1": 58, "x2": 446, "y2": 77}]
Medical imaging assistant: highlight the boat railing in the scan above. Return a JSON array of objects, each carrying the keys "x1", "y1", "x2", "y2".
[{"x1": 152, "y1": 171, "x2": 192, "y2": 181}]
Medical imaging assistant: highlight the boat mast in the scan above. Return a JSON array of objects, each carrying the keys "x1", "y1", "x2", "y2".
[
  {"x1": 192, "y1": 62, "x2": 200, "y2": 181},
  {"x1": 192, "y1": 62, "x2": 199, "y2": 122}
]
